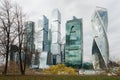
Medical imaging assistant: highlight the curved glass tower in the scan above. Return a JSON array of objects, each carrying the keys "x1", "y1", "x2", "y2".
[{"x1": 91, "y1": 7, "x2": 109, "y2": 70}]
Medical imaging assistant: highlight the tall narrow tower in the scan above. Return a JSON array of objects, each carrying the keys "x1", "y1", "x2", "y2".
[
  {"x1": 51, "y1": 9, "x2": 61, "y2": 64},
  {"x1": 91, "y1": 7, "x2": 109, "y2": 70},
  {"x1": 24, "y1": 21, "x2": 35, "y2": 52},
  {"x1": 24, "y1": 21, "x2": 35, "y2": 66},
  {"x1": 34, "y1": 15, "x2": 49, "y2": 69},
  {"x1": 36, "y1": 15, "x2": 49, "y2": 52}
]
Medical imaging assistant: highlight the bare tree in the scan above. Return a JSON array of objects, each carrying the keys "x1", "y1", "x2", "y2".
[
  {"x1": 14, "y1": 5, "x2": 34, "y2": 75},
  {"x1": 0, "y1": 0, "x2": 26, "y2": 75},
  {"x1": 0, "y1": 0, "x2": 17, "y2": 75},
  {"x1": 13, "y1": 5, "x2": 34, "y2": 75},
  {"x1": 14, "y1": 4, "x2": 26, "y2": 75}
]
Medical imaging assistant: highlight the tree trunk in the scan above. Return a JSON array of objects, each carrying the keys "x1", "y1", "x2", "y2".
[
  {"x1": 18, "y1": 42, "x2": 24, "y2": 75},
  {"x1": 3, "y1": 52, "x2": 8, "y2": 75},
  {"x1": 3, "y1": 32, "x2": 10, "y2": 75},
  {"x1": 23, "y1": 51, "x2": 27, "y2": 74}
]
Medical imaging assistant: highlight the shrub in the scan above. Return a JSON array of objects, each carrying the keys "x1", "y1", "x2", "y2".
[
  {"x1": 43, "y1": 64, "x2": 77, "y2": 75},
  {"x1": 117, "y1": 66, "x2": 120, "y2": 75}
]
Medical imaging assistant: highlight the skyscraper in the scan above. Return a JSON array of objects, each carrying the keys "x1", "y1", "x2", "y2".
[
  {"x1": 24, "y1": 21, "x2": 35, "y2": 52},
  {"x1": 65, "y1": 17, "x2": 83, "y2": 68},
  {"x1": 51, "y1": 9, "x2": 61, "y2": 64},
  {"x1": 33, "y1": 15, "x2": 49, "y2": 69},
  {"x1": 61, "y1": 37, "x2": 65, "y2": 63},
  {"x1": 36, "y1": 15, "x2": 49, "y2": 52},
  {"x1": 24, "y1": 21, "x2": 35, "y2": 66},
  {"x1": 91, "y1": 7, "x2": 109, "y2": 70}
]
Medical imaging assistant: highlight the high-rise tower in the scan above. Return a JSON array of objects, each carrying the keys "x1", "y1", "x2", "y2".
[
  {"x1": 24, "y1": 21, "x2": 35, "y2": 52},
  {"x1": 65, "y1": 17, "x2": 83, "y2": 68},
  {"x1": 36, "y1": 15, "x2": 49, "y2": 52},
  {"x1": 24, "y1": 21, "x2": 35, "y2": 66},
  {"x1": 91, "y1": 7, "x2": 109, "y2": 70},
  {"x1": 51, "y1": 9, "x2": 61, "y2": 64},
  {"x1": 34, "y1": 15, "x2": 49, "y2": 69}
]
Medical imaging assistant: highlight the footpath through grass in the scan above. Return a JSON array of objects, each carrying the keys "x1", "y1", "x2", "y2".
[{"x1": 0, "y1": 75, "x2": 120, "y2": 80}]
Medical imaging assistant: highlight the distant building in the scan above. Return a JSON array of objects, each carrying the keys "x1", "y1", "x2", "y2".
[
  {"x1": 51, "y1": 9, "x2": 61, "y2": 65},
  {"x1": 61, "y1": 37, "x2": 65, "y2": 63},
  {"x1": 47, "y1": 28, "x2": 52, "y2": 65},
  {"x1": 34, "y1": 15, "x2": 49, "y2": 68},
  {"x1": 24, "y1": 21, "x2": 35, "y2": 66},
  {"x1": 10, "y1": 45, "x2": 18, "y2": 62},
  {"x1": 36, "y1": 15, "x2": 49, "y2": 52},
  {"x1": 65, "y1": 17, "x2": 83, "y2": 69},
  {"x1": 10, "y1": 45, "x2": 25, "y2": 63},
  {"x1": 48, "y1": 29, "x2": 52, "y2": 53},
  {"x1": 91, "y1": 7, "x2": 109, "y2": 70},
  {"x1": 24, "y1": 21, "x2": 35, "y2": 52}
]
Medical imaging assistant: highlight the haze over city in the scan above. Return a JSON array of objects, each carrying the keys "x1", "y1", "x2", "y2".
[{"x1": 13, "y1": 0, "x2": 120, "y2": 62}]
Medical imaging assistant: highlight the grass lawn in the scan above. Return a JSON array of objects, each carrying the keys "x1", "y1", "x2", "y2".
[{"x1": 0, "y1": 75, "x2": 120, "y2": 80}]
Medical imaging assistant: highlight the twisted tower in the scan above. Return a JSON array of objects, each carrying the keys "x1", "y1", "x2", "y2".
[{"x1": 91, "y1": 7, "x2": 109, "y2": 70}]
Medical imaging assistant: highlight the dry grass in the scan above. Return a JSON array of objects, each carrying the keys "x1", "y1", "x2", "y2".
[
  {"x1": 0, "y1": 75, "x2": 120, "y2": 80},
  {"x1": 0, "y1": 63, "x2": 120, "y2": 80}
]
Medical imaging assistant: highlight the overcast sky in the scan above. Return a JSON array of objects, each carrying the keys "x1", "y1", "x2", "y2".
[{"x1": 14, "y1": 0, "x2": 120, "y2": 62}]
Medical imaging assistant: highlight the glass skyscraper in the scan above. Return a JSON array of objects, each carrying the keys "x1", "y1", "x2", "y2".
[
  {"x1": 33, "y1": 15, "x2": 49, "y2": 69},
  {"x1": 91, "y1": 7, "x2": 109, "y2": 70},
  {"x1": 65, "y1": 17, "x2": 83, "y2": 68},
  {"x1": 51, "y1": 9, "x2": 61, "y2": 64},
  {"x1": 24, "y1": 21, "x2": 35, "y2": 52},
  {"x1": 24, "y1": 21, "x2": 35, "y2": 66},
  {"x1": 36, "y1": 15, "x2": 49, "y2": 52}
]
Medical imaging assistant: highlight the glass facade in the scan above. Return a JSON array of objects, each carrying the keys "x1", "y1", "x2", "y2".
[
  {"x1": 65, "y1": 18, "x2": 83, "y2": 68},
  {"x1": 24, "y1": 21, "x2": 35, "y2": 52},
  {"x1": 91, "y1": 7, "x2": 109, "y2": 70},
  {"x1": 36, "y1": 15, "x2": 49, "y2": 52},
  {"x1": 51, "y1": 9, "x2": 61, "y2": 44},
  {"x1": 51, "y1": 9, "x2": 61, "y2": 64}
]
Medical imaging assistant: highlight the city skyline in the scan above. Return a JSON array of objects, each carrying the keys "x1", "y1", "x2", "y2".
[{"x1": 13, "y1": 0, "x2": 120, "y2": 62}]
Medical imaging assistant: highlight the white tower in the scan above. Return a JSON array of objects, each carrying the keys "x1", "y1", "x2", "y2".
[
  {"x1": 36, "y1": 15, "x2": 49, "y2": 52},
  {"x1": 51, "y1": 9, "x2": 61, "y2": 64},
  {"x1": 34, "y1": 15, "x2": 49, "y2": 69}
]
